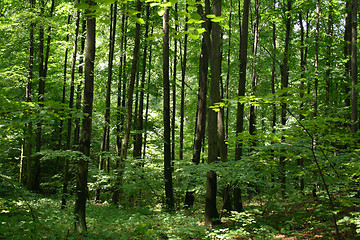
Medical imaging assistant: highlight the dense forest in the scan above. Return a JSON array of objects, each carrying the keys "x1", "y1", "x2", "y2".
[{"x1": 0, "y1": 0, "x2": 359, "y2": 238}]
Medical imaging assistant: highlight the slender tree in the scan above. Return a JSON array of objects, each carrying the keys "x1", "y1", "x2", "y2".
[
  {"x1": 113, "y1": 0, "x2": 142, "y2": 204},
  {"x1": 235, "y1": 0, "x2": 250, "y2": 160},
  {"x1": 74, "y1": 0, "x2": 96, "y2": 233},
  {"x1": 163, "y1": 1, "x2": 175, "y2": 210},
  {"x1": 350, "y1": 0, "x2": 357, "y2": 133}
]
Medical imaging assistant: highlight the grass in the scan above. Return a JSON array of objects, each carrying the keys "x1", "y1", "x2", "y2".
[{"x1": 1, "y1": 177, "x2": 360, "y2": 239}]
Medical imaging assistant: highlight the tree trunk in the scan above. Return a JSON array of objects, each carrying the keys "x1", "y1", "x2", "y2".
[
  {"x1": 134, "y1": 4, "x2": 150, "y2": 159},
  {"x1": 350, "y1": 0, "x2": 357, "y2": 133},
  {"x1": 74, "y1": 19, "x2": 86, "y2": 149},
  {"x1": 61, "y1": 10, "x2": 79, "y2": 209},
  {"x1": 279, "y1": 0, "x2": 292, "y2": 199},
  {"x1": 179, "y1": 5, "x2": 188, "y2": 161},
  {"x1": 171, "y1": 4, "x2": 178, "y2": 163},
  {"x1": 235, "y1": 0, "x2": 250, "y2": 160},
  {"x1": 344, "y1": 0, "x2": 351, "y2": 108},
  {"x1": 205, "y1": 170, "x2": 220, "y2": 225},
  {"x1": 192, "y1": 0, "x2": 210, "y2": 164},
  {"x1": 115, "y1": 13, "x2": 127, "y2": 158},
  {"x1": 249, "y1": 0, "x2": 259, "y2": 141},
  {"x1": 113, "y1": 0, "x2": 142, "y2": 204},
  {"x1": 208, "y1": 0, "x2": 222, "y2": 164},
  {"x1": 163, "y1": 2, "x2": 175, "y2": 210},
  {"x1": 74, "y1": 0, "x2": 96, "y2": 233},
  {"x1": 25, "y1": 0, "x2": 35, "y2": 188}
]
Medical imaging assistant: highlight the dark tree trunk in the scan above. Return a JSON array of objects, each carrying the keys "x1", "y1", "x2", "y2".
[
  {"x1": 134, "y1": 4, "x2": 150, "y2": 159},
  {"x1": 205, "y1": 170, "x2": 220, "y2": 225},
  {"x1": 74, "y1": 0, "x2": 96, "y2": 233},
  {"x1": 208, "y1": 0, "x2": 222, "y2": 164},
  {"x1": 325, "y1": 2, "x2": 333, "y2": 109},
  {"x1": 279, "y1": 0, "x2": 292, "y2": 199},
  {"x1": 61, "y1": 10, "x2": 79, "y2": 209},
  {"x1": 74, "y1": 19, "x2": 86, "y2": 149},
  {"x1": 143, "y1": 27, "x2": 153, "y2": 159},
  {"x1": 192, "y1": 0, "x2": 210, "y2": 165},
  {"x1": 179, "y1": 5, "x2": 188, "y2": 161},
  {"x1": 113, "y1": 0, "x2": 142, "y2": 204},
  {"x1": 163, "y1": 3, "x2": 175, "y2": 210},
  {"x1": 350, "y1": 0, "x2": 357, "y2": 133},
  {"x1": 344, "y1": 0, "x2": 351, "y2": 108},
  {"x1": 233, "y1": 186, "x2": 243, "y2": 212},
  {"x1": 25, "y1": 0, "x2": 35, "y2": 188},
  {"x1": 235, "y1": 0, "x2": 250, "y2": 160},
  {"x1": 115, "y1": 14, "x2": 127, "y2": 158},
  {"x1": 171, "y1": 4, "x2": 178, "y2": 163},
  {"x1": 249, "y1": 0, "x2": 259, "y2": 141},
  {"x1": 96, "y1": 2, "x2": 117, "y2": 202}
]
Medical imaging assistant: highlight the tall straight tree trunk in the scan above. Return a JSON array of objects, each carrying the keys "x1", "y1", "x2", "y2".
[
  {"x1": 99, "y1": 2, "x2": 117, "y2": 175},
  {"x1": 96, "y1": 3, "x2": 117, "y2": 202},
  {"x1": 235, "y1": 0, "x2": 250, "y2": 160},
  {"x1": 314, "y1": 0, "x2": 319, "y2": 118},
  {"x1": 115, "y1": 13, "x2": 127, "y2": 158},
  {"x1": 113, "y1": 0, "x2": 142, "y2": 204},
  {"x1": 134, "y1": 4, "x2": 150, "y2": 159},
  {"x1": 32, "y1": 0, "x2": 55, "y2": 191},
  {"x1": 74, "y1": 0, "x2": 96, "y2": 233},
  {"x1": 171, "y1": 4, "x2": 178, "y2": 162},
  {"x1": 279, "y1": 0, "x2": 292, "y2": 199},
  {"x1": 62, "y1": 6, "x2": 80, "y2": 209},
  {"x1": 74, "y1": 19, "x2": 86, "y2": 149},
  {"x1": 298, "y1": 12, "x2": 309, "y2": 192},
  {"x1": 224, "y1": 0, "x2": 232, "y2": 139},
  {"x1": 25, "y1": 0, "x2": 35, "y2": 187},
  {"x1": 249, "y1": 0, "x2": 259, "y2": 140},
  {"x1": 192, "y1": 0, "x2": 211, "y2": 165},
  {"x1": 208, "y1": 0, "x2": 222, "y2": 163},
  {"x1": 205, "y1": 0, "x2": 222, "y2": 225},
  {"x1": 325, "y1": 1, "x2": 333, "y2": 109},
  {"x1": 350, "y1": 0, "x2": 357, "y2": 133},
  {"x1": 163, "y1": 2, "x2": 175, "y2": 210},
  {"x1": 143, "y1": 30, "x2": 153, "y2": 159},
  {"x1": 179, "y1": 6, "x2": 188, "y2": 161}
]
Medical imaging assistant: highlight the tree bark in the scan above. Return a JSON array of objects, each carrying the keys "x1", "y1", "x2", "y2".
[
  {"x1": 279, "y1": 0, "x2": 292, "y2": 199},
  {"x1": 350, "y1": 0, "x2": 357, "y2": 133},
  {"x1": 163, "y1": 2, "x2": 175, "y2": 210},
  {"x1": 113, "y1": 0, "x2": 142, "y2": 204},
  {"x1": 179, "y1": 5, "x2": 188, "y2": 161},
  {"x1": 205, "y1": 170, "x2": 220, "y2": 225},
  {"x1": 192, "y1": 0, "x2": 210, "y2": 165},
  {"x1": 74, "y1": 0, "x2": 96, "y2": 233},
  {"x1": 134, "y1": 4, "x2": 150, "y2": 159},
  {"x1": 235, "y1": 0, "x2": 250, "y2": 160},
  {"x1": 25, "y1": 0, "x2": 35, "y2": 188}
]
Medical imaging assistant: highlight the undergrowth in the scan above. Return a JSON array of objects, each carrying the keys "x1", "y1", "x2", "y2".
[{"x1": 1, "y1": 176, "x2": 360, "y2": 239}]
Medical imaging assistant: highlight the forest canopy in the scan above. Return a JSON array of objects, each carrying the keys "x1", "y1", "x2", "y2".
[{"x1": 0, "y1": 0, "x2": 359, "y2": 238}]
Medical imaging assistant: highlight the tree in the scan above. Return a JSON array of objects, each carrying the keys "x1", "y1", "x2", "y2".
[
  {"x1": 113, "y1": 0, "x2": 142, "y2": 205},
  {"x1": 74, "y1": 0, "x2": 96, "y2": 233},
  {"x1": 163, "y1": 1, "x2": 175, "y2": 210}
]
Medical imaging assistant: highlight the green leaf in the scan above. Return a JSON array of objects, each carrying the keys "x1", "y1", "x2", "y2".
[
  {"x1": 161, "y1": 2, "x2": 172, "y2": 7},
  {"x1": 134, "y1": 17, "x2": 145, "y2": 25},
  {"x1": 75, "y1": 3, "x2": 89, "y2": 10},
  {"x1": 211, "y1": 16, "x2": 225, "y2": 22},
  {"x1": 190, "y1": 12, "x2": 201, "y2": 20},
  {"x1": 128, "y1": 10, "x2": 140, "y2": 16},
  {"x1": 196, "y1": 28, "x2": 206, "y2": 34},
  {"x1": 189, "y1": 33, "x2": 199, "y2": 40},
  {"x1": 158, "y1": 9, "x2": 165, "y2": 16}
]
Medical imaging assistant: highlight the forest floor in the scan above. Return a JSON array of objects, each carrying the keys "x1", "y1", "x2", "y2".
[{"x1": 1, "y1": 179, "x2": 359, "y2": 239}]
